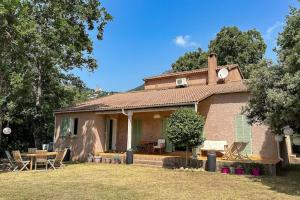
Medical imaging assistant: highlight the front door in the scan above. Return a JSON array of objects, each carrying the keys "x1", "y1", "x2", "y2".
[
  {"x1": 132, "y1": 119, "x2": 142, "y2": 149},
  {"x1": 161, "y1": 118, "x2": 173, "y2": 152},
  {"x1": 105, "y1": 119, "x2": 117, "y2": 151}
]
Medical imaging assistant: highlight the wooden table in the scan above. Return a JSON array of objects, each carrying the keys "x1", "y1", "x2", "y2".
[{"x1": 21, "y1": 152, "x2": 58, "y2": 170}]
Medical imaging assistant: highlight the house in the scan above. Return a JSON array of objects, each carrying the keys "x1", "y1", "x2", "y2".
[{"x1": 54, "y1": 54, "x2": 279, "y2": 162}]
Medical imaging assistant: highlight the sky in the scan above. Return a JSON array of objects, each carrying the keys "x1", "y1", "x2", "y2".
[{"x1": 74, "y1": 0, "x2": 299, "y2": 92}]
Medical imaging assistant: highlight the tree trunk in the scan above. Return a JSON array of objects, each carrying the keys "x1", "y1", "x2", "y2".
[
  {"x1": 33, "y1": 64, "x2": 43, "y2": 148},
  {"x1": 185, "y1": 146, "x2": 188, "y2": 167}
]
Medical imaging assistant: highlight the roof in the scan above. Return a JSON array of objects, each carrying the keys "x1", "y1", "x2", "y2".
[
  {"x1": 55, "y1": 81, "x2": 248, "y2": 114},
  {"x1": 143, "y1": 64, "x2": 239, "y2": 81}
]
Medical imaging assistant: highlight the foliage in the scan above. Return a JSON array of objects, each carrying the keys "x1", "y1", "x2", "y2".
[
  {"x1": 171, "y1": 27, "x2": 266, "y2": 78},
  {"x1": 172, "y1": 48, "x2": 207, "y2": 72},
  {"x1": 0, "y1": 0, "x2": 111, "y2": 152},
  {"x1": 209, "y1": 26, "x2": 266, "y2": 78},
  {"x1": 244, "y1": 6, "x2": 300, "y2": 134},
  {"x1": 166, "y1": 108, "x2": 205, "y2": 148}
]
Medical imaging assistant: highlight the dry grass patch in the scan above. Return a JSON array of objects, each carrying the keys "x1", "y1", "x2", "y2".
[{"x1": 0, "y1": 163, "x2": 299, "y2": 200}]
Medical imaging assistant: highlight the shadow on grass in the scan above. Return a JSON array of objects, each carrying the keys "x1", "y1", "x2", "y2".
[{"x1": 248, "y1": 165, "x2": 300, "y2": 197}]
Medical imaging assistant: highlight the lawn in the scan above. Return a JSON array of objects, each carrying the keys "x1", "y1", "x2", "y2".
[{"x1": 0, "y1": 163, "x2": 299, "y2": 200}]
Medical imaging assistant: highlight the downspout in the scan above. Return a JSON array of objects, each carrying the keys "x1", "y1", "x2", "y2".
[
  {"x1": 122, "y1": 108, "x2": 128, "y2": 116},
  {"x1": 275, "y1": 135, "x2": 284, "y2": 162},
  {"x1": 194, "y1": 102, "x2": 198, "y2": 112}
]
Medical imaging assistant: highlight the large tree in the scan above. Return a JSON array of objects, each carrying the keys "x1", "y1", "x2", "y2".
[
  {"x1": 244, "y1": 6, "x2": 300, "y2": 134},
  {"x1": 0, "y1": 0, "x2": 112, "y2": 151},
  {"x1": 171, "y1": 27, "x2": 266, "y2": 78},
  {"x1": 172, "y1": 48, "x2": 207, "y2": 72},
  {"x1": 208, "y1": 26, "x2": 266, "y2": 78}
]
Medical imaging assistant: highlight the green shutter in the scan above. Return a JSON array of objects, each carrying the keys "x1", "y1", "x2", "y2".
[
  {"x1": 60, "y1": 117, "x2": 70, "y2": 137},
  {"x1": 132, "y1": 119, "x2": 142, "y2": 148},
  {"x1": 161, "y1": 118, "x2": 173, "y2": 152},
  {"x1": 235, "y1": 115, "x2": 252, "y2": 154},
  {"x1": 105, "y1": 119, "x2": 111, "y2": 151}
]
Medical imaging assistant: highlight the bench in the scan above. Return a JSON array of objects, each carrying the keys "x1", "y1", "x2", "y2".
[{"x1": 200, "y1": 140, "x2": 228, "y2": 156}]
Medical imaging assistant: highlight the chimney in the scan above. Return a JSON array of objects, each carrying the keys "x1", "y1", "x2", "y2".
[{"x1": 208, "y1": 53, "x2": 217, "y2": 85}]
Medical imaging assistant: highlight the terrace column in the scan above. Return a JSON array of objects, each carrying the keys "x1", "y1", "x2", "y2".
[{"x1": 127, "y1": 111, "x2": 133, "y2": 150}]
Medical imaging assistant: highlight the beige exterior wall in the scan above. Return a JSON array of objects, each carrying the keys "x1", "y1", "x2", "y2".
[
  {"x1": 198, "y1": 93, "x2": 278, "y2": 159},
  {"x1": 54, "y1": 112, "x2": 105, "y2": 161},
  {"x1": 144, "y1": 73, "x2": 207, "y2": 90}
]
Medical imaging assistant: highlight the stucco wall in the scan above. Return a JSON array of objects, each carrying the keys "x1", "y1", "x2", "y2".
[
  {"x1": 198, "y1": 93, "x2": 278, "y2": 159},
  {"x1": 54, "y1": 112, "x2": 105, "y2": 161}
]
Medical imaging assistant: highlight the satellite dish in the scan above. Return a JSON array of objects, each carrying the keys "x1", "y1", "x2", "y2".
[{"x1": 218, "y1": 68, "x2": 229, "y2": 79}]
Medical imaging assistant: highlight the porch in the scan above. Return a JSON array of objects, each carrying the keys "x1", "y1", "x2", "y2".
[{"x1": 94, "y1": 151, "x2": 280, "y2": 175}]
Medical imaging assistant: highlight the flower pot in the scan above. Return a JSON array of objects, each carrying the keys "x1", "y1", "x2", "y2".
[
  {"x1": 235, "y1": 167, "x2": 244, "y2": 175},
  {"x1": 221, "y1": 167, "x2": 230, "y2": 174},
  {"x1": 251, "y1": 168, "x2": 261, "y2": 176}
]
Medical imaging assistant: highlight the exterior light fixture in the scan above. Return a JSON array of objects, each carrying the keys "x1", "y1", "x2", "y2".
[
  {"x1": 3, "y1": 127, "x2": 12, "y2": 135},
  {"x1": 283, "y1": 126, "x2": 294, "y2": 136},
  {"x1": 153, "y1": 114, "x2": 161, "y2": 119}
]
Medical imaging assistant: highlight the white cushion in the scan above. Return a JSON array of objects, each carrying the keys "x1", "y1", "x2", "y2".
[{"x1": 201, "y1": 140, "x2": 227, "y2": 151}]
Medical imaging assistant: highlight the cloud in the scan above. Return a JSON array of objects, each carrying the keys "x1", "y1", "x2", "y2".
[
  {"x1": 264, "y1": 21, "x2": 284, "y2": 41},
  {"x1": 174, "y1": 35, "x2": 198, "y2": 47}
]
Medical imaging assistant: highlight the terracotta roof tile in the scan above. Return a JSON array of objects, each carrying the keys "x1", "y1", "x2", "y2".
[{"x1": 55, "y1": 81, "x2": 248, "y2": 113}]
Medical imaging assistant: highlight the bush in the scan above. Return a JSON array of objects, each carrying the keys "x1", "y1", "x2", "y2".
[{"x1": 166, "y1": 108, "x2": 205, "y2": 166}]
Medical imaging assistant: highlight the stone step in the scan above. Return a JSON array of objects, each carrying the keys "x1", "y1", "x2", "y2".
[{"x1": 133, "y1": 159, "x2": 163, "y2": 166}]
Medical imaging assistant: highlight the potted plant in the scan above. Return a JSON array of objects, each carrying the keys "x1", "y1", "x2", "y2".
[
  {"x1": 235, "y1": 164, "x2": 245, "y2": 175},
  {"x1": 221, "y1": 165, "x2": 230, "y2": 174},
  {"x1": 250, "y1": 163, "x2": 263, "y2": 176},
  {"x1": 113, "y1": 154, "x2": 121, "y2": 164}
]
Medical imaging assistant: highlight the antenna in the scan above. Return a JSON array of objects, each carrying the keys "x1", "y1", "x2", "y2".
[{"x1": 218, "y1": 68, "x2": 229, "y2": 79}]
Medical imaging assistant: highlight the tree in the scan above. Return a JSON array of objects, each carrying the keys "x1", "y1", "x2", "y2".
[
  {"x1": 166, "y1": 108, "x2": 205, "y2": 166},
  {"x1": 244, "y1": 6, "x2": 300, "y2": 134},
  {"x1": 0, "y1": 0, "x2": 112, "y2": 152},
  {"x1": 209, "y1": 26, "x2": 266, "y2": 78},
  {"x1": 172, "y1": 48, "x2": 208, "y2": 72}
]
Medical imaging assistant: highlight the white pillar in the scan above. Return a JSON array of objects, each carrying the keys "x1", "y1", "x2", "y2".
[{"x1": 127, "y1": 111, "x2": 133, "y2": 150}]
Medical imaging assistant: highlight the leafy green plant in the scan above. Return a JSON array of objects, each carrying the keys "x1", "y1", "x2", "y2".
[{"x1": 166, "y1": 108, "x2": 205, "y2": 166}]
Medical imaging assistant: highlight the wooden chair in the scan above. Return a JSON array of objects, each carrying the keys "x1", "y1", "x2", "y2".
[
  {"x1": 222, "y1": 142, "x2": 250, "y2": 160},
  {"x1": 35, "y1": 150, "x2": 48, "y2": 170},
  {"x1": 153, "y1": 139, "x2": 166, "y2": 154},
  {"x1": 5, "y1": 151, "x2": 17, "y2": 171},
  {"x1": 48, "y1": 149, "x2": 67, "y2": 170},
  {"x1": 12, "y1": 151, "x2": 30, "y2": 171}
]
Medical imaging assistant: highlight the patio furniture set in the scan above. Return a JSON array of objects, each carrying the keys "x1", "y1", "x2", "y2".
[
  {"x1": 136, "y1": 139, "x2": 166, "y2": 154},
  {"x1": 5, "y1": 148, "x2": 68, "y2": 172}
]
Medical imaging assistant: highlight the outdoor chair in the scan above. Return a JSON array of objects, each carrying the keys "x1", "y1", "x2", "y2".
[
  {"x1": 222, "y1": 142, "x2": 250, "y2": 160},
  {"x1": 153, "y1": 139, "x2": 166, "y2": 154},
  {"x1": 48, "y1": 149, "x2": 68, "y2": 170},
  {"x1": 35, "y1": 150, "x2": 48, "y2": 170},
  {"x1": 5, "y1": 151, "x2": 17, "y2": 171},
  {"x1": 12, "y1": 150, "x2": 30, "y2": 171}
]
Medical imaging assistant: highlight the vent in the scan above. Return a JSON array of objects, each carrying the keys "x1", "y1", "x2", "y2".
[{"x1": 176, "y1": 78, "x2": 188, "y2": 87}]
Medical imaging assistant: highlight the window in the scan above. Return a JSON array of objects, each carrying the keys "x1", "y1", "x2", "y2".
[{"x1": 60, "y1": 117, "x2": 79, "y2": 137}]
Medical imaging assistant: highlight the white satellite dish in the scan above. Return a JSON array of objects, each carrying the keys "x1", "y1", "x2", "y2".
[{"x1": 218, "y1": 68, "x2": 229, "y2": 79}]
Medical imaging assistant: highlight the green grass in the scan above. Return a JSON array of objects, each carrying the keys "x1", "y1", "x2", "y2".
[{"x1": 0, "y1": 163, "x2": 299, "y2": 200}]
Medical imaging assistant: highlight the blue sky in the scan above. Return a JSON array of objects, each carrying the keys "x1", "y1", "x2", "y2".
[{"x1": 74, "y1": 0, "x2": 299, "y2": 92}]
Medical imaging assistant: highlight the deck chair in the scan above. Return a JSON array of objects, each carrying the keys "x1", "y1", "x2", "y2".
[
  {"x1": 48, "y1": 149, "x2": 67, "y2": 170},
  {"x1": 222, "y1": 142, "x2": 250, "y2": 160},
  {"x1": 35, "y1": 150, "x2": 48, "y2": 170},
  {"x1": 153, "y1": 139, "x2": 166, "y2": 154},
  {"x1": 12, "y1": 151, "x2": 30, "y2": 171},
  {"x1": 5, "y1": 151, "x2": 17, "y2": 171}
]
